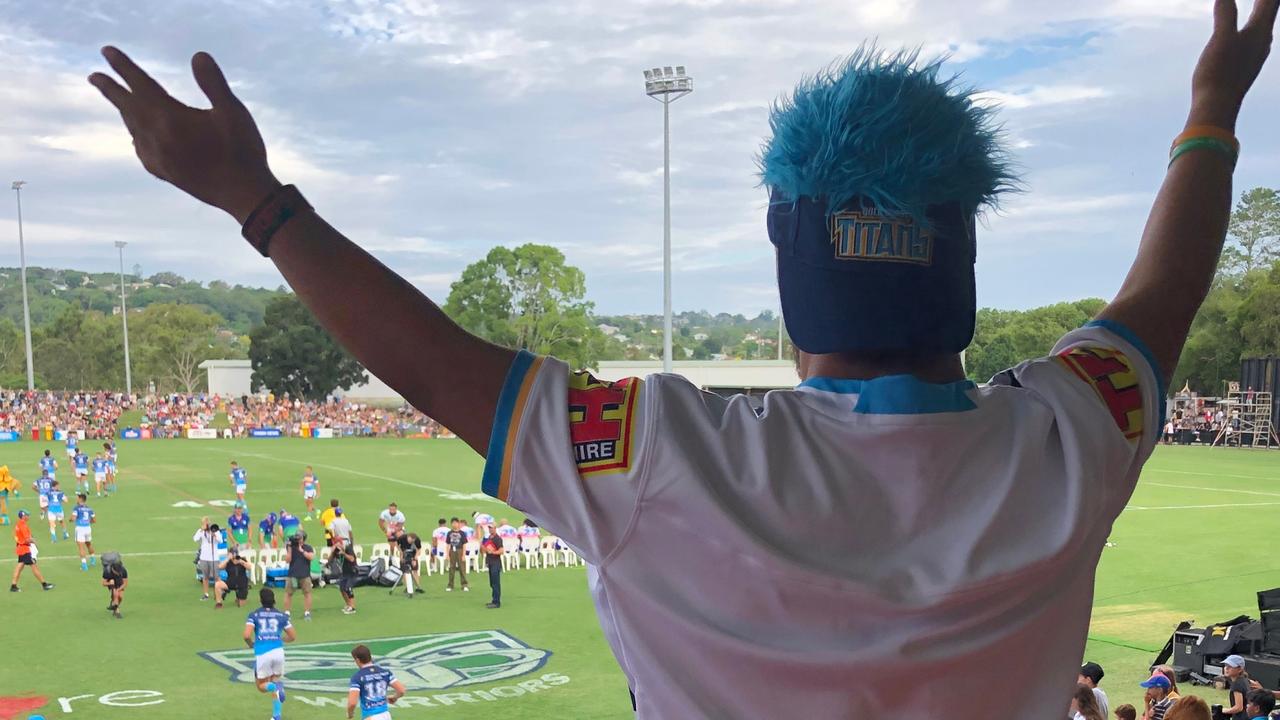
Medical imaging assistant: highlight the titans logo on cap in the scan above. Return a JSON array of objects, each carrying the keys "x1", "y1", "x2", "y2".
[{"x1": 830, "y1": 209, "x2": 933, "y2": 266}]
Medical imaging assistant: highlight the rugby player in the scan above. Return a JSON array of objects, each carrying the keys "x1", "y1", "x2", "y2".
[
  {"x1": 90, "y1": 3, "x2": 1280, "y2": 713},
  {"x1": 256, "y1": 511, "x2": 280, "y2": 549},
  {"x1": 300, "y1": 466, "x2": 320, "y2": 519},
  {"x1": 230, "y1": 460, "x2": 248, "y2": 503},
  {"x1": 227, "y1": 505, "x2": 252, "y2": 547},
  {"x1": 73, "y1": 447, "x2": 89, "y2": 495},
  {"x1": 347, "y1": 644, "x2": 406, "y2": 720},
  {"x1": 91, "y1": 453, "x2": 108, "y2": 497},
  {"x1": 104, "y1": 441, "x2": 118, "y2": 494},
  {"x1": 32, "y1": 469, "x2": 53, "y2": 521},
  {"x1": 244, "y1": 587, "x2": 294, "y2": 720},
  {"x1": 46, "y1": 480, "x2": 68, "y2": 542},
  {"x1": 72, "y1": 493, "x2": 97, "y2": 571}
]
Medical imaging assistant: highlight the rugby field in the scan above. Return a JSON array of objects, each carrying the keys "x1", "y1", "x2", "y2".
[{"x1": 0, "y1": 439, "x2": 1277, "y2": 717}]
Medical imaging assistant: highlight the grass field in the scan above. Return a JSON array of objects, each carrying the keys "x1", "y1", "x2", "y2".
[{"x1": 0, "y1": 439, "x2": 1277, "y2": 718}]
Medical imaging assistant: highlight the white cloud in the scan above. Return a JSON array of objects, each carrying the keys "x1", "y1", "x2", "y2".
[{"x1": 974, "y1": 84, "x2": 1111, "y2": 110}]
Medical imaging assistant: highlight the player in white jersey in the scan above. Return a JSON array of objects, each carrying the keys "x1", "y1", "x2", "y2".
[
  {"x1": 91, "y1": 12, "x2": 1278, "y2": 714},
  {"x1": 300, "y1": 467, "x2": 319, "y2": 519}
]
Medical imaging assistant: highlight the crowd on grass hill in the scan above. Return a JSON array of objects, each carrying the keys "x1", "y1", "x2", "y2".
[{"x1": 0, "y1": 389, "x2": 446, "y2": 439}]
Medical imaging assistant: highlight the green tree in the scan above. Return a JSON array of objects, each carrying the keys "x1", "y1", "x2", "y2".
[
  {"x1": 248, "y1": 295, "x2": 366, "y2": 400},
  {"x1": 1238, "y1": 262, "x2": 1280, "y2": 356},
  {"x1": 1221, "y1": 187, "x2": 1280, "y2": 275},
  {"x1": 131, "y1": 303, "x2": 223, "y2": 393},
  {"x1": 443, "y1": 244, "x2": 608, "y2": 368},
  {"x1": 964, "y1": 299, "x2": 1106, "y2": 382},
  {"x1": 1172, "y1": 280, "x2": 1245, "y2": 394},
  {"x1": 31, "y1": 306, "x2": 123, "y2": 390}
]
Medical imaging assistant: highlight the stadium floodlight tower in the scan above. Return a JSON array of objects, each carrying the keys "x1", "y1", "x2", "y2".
[
  {"x1": 12, "y1": 180, "x2": 34, "y2": 390},
  {"x1": 115, "y1": 240, "x2": 132, "y2": 396},
  {"x1": 643, "y1": 65, "x2": 693, "y2": 374}
]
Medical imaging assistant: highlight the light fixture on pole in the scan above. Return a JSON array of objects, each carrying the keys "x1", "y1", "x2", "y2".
[
  {"x1": 12, "y1": 181, "x2": 34, "y2": 390},
  {"x1": 115, "y1": 240, "x2": 132, "y2": 396},
  {"x1": 643, "y1": 65, "x2": 693, "y2": 374}
]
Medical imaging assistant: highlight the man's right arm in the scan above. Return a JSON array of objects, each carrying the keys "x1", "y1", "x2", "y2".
[
  {"x1": 1097, "y1": 0, "x2": 1278, "y2": 387},
  {"x1": 88, "y1": 49, "x2": 514, "y2": 455}
]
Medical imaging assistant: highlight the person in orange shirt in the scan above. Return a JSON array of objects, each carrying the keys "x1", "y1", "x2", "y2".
[{"x1": 10, "y1": 510, "x2": 54, "y2": 592}]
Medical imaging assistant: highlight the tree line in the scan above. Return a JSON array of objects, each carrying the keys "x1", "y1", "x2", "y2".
[{"x1": 3, "y1": 186, "x2": 1276, "y2": 397}]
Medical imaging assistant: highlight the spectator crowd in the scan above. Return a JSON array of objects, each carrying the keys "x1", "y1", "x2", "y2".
[{"x1": 0, "y1": 389, "x2": 447, "y2": 439}]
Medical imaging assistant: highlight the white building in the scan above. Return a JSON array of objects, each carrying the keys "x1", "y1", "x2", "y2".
[{"x1": 201, "y1": 357, "x2": 801, "y2": 403}]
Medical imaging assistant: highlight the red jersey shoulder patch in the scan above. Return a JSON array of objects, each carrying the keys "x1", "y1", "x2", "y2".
[
  {"x1": 1054, "y1": 346, "x2": 1144, "y2": 441},
  {"x1": 568, "y1": 373, "x2": 642, "y2": 477}
]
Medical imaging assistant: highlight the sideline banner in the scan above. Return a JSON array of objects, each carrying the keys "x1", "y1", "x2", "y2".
[
  {"x1": 120, "y1": 428, "x2": 142, "y2": 440},
  {"x1": 0, "y1": 430, "x2": 19, "y2": 442},
  {"x1": 187, "y1": 428, "x2": 219, "y2": 439},
  {"x1": 313, "y1": 428, "x2": 334, "y2": 439},
  {"x1": 250, "y1": 428, "x2": 282, "y2": 439}
]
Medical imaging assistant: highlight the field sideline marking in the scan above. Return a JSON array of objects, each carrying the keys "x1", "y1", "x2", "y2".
[
  {"x1": 200, "y1": 448, "x2": 500, "y2": 503},
  {"x1": 29, "y1": 549, "x2": 193, "y2": 561},
  {"x1": 1126, "y1": 501, "x2": 1280, "y2": 510},
  {"x1": 1145, "y1": 481, "x2": 1280, "y2": 499},
  {"x1": 1150, "y1": 467, "x2": 1280, "y2": 482}
]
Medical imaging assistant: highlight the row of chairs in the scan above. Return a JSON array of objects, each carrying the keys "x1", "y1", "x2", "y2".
[{"x1": 232, "y1": 535, "x2": 581, "y2": 584}]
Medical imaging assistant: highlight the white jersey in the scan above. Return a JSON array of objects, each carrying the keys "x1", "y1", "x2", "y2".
[{"x1": 481, "y1": 323, "x2": 1161, "y2": 718}]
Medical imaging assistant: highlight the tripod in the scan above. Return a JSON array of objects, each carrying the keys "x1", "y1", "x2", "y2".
[{"x1": 387, "y1": 554, "x2": 418, "y2": 597}]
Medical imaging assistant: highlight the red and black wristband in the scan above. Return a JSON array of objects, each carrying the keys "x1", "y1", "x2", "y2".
[{"x1": 241, "y1": 184, "x2": 312, "y2": 258}]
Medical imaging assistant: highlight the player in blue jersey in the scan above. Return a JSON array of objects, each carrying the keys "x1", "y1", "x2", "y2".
[
  {"x1": 227, "y1": 506, "x2": 251, "y2": 547},
  {"x1": 38, "y1": 449, "x2": 57, "y2": 484},
  {"x1": 300, "y1": 467, "x2": 320, "y2": 520},
  {"x1": 91, "y1": 454, "x2": 108, "y2": 497},
  {"x1": 347, "y1": 644, "x2": 406, "y2": 720},
  {"x1": 46, "y1": 481, "x2": 68, "y2": 542},
  {"x1": 72, "y1": 494, "x2": 97, "y2": 570},
  {"x1": 278, "y1": 509, "x2": 300, "y2": 541},
  {"x1": 230, "y1": 461, "x2": 247, "y2": 503},
  {"x1": 244, "y1": 588, "x2": 295, "y2": 720},
  {"x1": 256, "y1": 512, "x2": 280, "y2": 549},
  {"x1": 65, "y1": 431, "x2": 78, "y2": 460},
  {"x1": 33, "y1": 470, "x2": 53, "y2": 520},
  {"x1": 73, "y1": 449, "x2": 89, "y2": 495}
]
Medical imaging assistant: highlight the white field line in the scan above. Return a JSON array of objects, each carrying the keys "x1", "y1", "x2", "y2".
[
  {"x1": 199, "y1": 448, "x2": 500, "y2": 503},
  {"x1": 1151, "y1": 467, "x2": 1280, "y2": 482},
  {"x1": 20, "y1": 549, "x2": 193, "y2": 562},
  {"x1": 1144, "y1": 481, "x2": 1280, "y2": 499},
  {"x1": 1126, "y1": 501, "x2": 1280, "y2": 511}
]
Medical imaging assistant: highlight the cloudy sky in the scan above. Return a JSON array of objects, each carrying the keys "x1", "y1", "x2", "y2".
[{"x1": 1, "y1": 0, "x2": 1277, "y2": 316}]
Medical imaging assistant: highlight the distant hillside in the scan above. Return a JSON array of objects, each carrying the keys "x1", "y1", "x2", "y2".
[{"x1": 0, "y1": 267, "x2": 283, "y2": 335}]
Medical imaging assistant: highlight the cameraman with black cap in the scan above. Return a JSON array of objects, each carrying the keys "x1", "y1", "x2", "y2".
[{"x1": 283, "y1": 529, "x2": 315, "y2": 621}]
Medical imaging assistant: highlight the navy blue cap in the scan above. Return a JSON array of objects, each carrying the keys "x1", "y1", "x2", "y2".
[{"x1": 769, "y1": 193, "x2": 976, "y2": 355}]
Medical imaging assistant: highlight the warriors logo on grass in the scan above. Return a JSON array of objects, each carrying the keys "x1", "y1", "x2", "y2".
[{"x1": 200, "y1": 631, "x2": 551, "y2": 693}]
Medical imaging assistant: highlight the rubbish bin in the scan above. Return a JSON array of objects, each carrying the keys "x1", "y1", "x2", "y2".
[{"x1": 31, "y1": 427, "x2": 40, "y2": 441}]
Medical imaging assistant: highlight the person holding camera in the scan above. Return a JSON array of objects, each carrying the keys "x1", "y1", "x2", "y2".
[
  {"x1": 102, "y1": 556, "x2": 127, "y2": 619},
  {"x1": 333, "y1": 536, "x2": 358, "y2": 615},
  {"x1": 215, "y1": 546, "x2": 252, "y2": 609},
  {"x1": 283, "y1": 529, "x2": 315, "y2": 621},
  {"x1": 394, "y1": 529, "x2": 424, "y2": 594},
  {"x1": 193, "y1": 517, "x2": 222, "y2": 601}
]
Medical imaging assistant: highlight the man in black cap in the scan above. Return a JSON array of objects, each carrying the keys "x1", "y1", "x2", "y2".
[
  {"x1": 89, "y1": 3, "x2": 1280, "y2": 714},
  {"x1": 1079, "y1": 661, "x2": 1108, "y2": 716}
]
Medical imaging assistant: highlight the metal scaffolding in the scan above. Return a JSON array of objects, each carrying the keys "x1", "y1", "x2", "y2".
[{"x1": 1213, "y1": 390, "x2": 1280, "y2": 448}]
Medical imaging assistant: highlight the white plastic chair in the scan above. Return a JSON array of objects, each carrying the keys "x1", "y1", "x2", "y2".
[
  {"x1": 370, "y1": 543, "x2": 391, "y2": 563},
  {"x1": 519, "y1": 536, "x2": 540, "y2": 569},
  {"x1": 433, "y1": 539, "x2": 448, "y2": 574},
  {"x1": 239, "y1": 548, "x2": 259, "y2": 584},
  {"x1": 418, "y1": 547, "x2": 433, "y2": 577},
  {"x1": 557, "y1": 539, "x2": 580, "y2": 567},
  {"x1": 464, "y1": 541, "x2": 481, "y2": 573},
  {"x1": 539, "y1": 536, "x2": 559, "y2": 568},
  {"x1": 352, "y1": 544, "x2": 365, "y2": 564},
  {"x1": 501, "y1": 536, "x2": 520, "y2": 571}
]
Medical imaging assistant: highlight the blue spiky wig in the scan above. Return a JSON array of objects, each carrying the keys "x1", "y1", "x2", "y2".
[{"x1": 760, "y1": 47, "x2": 1017, "y2": 356}]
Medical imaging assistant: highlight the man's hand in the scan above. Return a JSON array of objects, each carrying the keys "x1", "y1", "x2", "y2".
[
  {"x1": 88, "y1": 47, "x2": 281, "y2": 222},
  {"x1": 1190, "y1": 0, "x2": 1280, "y2": 129}
]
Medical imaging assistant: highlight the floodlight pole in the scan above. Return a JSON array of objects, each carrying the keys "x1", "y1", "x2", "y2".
[
  {"x1": 115, "y1": 241, "x2": 132, "y2": 396},
  {"x1": 644, "y1": 66, "x2": 692, "y2": 374},
  {"x1": 12, "y1": 181, "x2": 34, "y2": 390}
]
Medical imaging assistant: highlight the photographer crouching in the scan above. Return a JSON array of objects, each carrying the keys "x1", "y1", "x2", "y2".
[
  {"x1": 283, "y1": 530, "x2": 315, "y2": 621},
  {"x1": 101, "y1": 552, "x2": 127, "y2": 619},
  {"x1": 215, "y1": 545, "x2": 252, "y2": 609}
]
